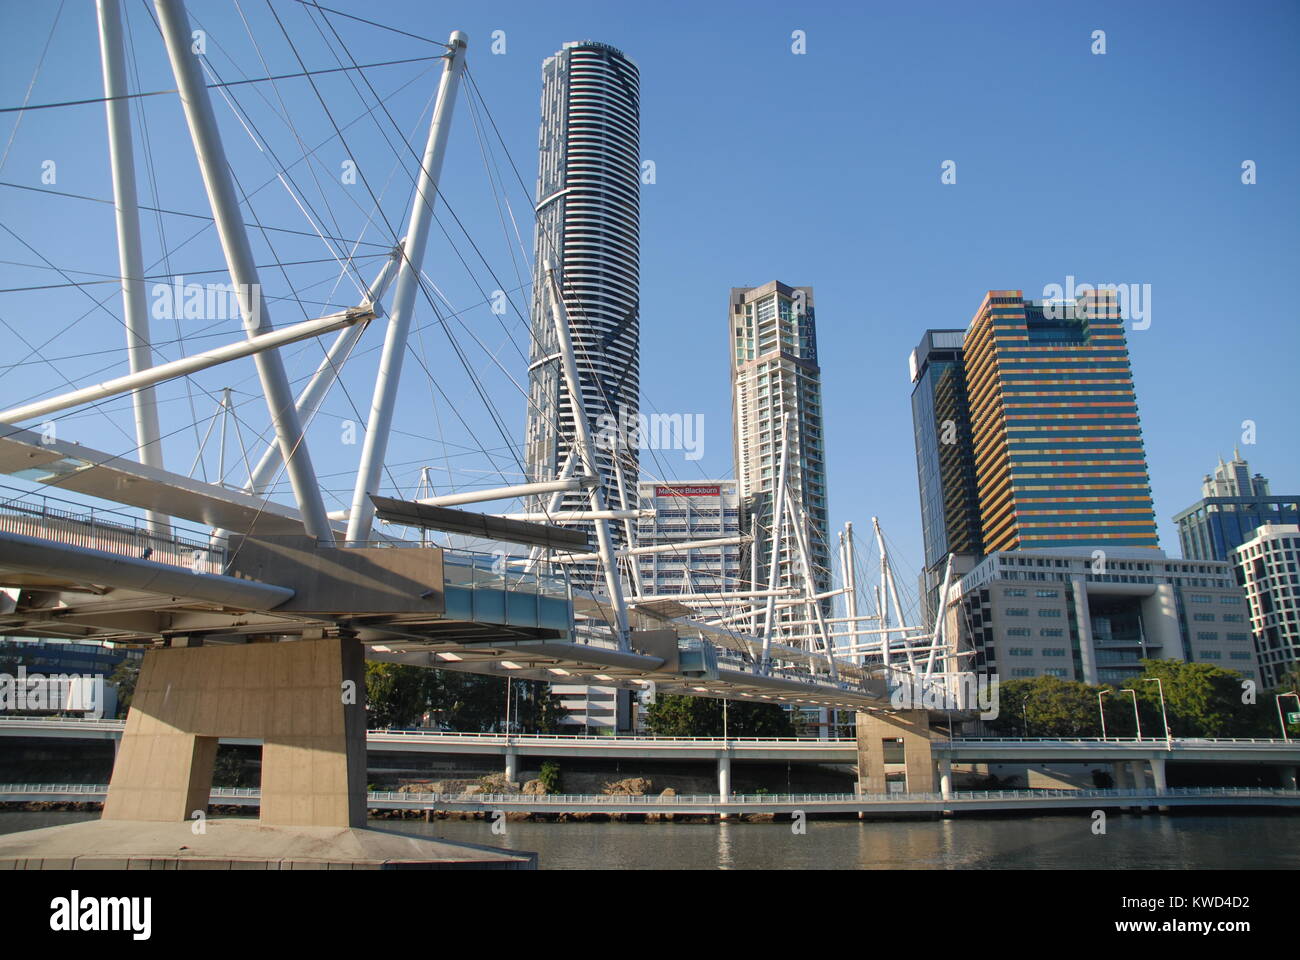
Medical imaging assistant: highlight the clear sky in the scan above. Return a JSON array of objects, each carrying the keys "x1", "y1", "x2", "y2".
[{"x1": 1, "y1": 0, "x2": 1296, "y2": 618}]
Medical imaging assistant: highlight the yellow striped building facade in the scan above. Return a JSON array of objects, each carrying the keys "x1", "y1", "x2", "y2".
[{"x1": 963, "y1": 289, "x2": 1159, "y2": 553}]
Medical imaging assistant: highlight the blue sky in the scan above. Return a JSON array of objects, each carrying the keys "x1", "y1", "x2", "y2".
[{"x1": 1, "y1": 0, "x2": 1296, "y2": 617}]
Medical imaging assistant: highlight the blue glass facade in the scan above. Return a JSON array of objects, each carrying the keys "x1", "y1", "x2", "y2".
[
  {"x1": 1176, "y1": 498, "x2": 1300, "y2": 561},
  {"x1": 909, "y1": 330, "x2": 982, "y2": 619},
  {"x1": 1174, "y1": 455, "x2": 1299, "y2": 561}
]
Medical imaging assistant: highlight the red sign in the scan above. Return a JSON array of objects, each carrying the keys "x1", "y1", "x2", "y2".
[{"x1": 654, "y1": 485, "x2": 722, "y2": 498}]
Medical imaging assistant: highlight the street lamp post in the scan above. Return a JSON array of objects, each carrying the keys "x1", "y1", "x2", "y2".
[
  {"x1": 1098, "y1": 688, "x2": 1111, "y2": 740},
  {"x1": 1143, "y1": 678, "x2": 1171, "y2": 748},
  {"x1": 1276, "y1": 691, "x2": 1299, "y2": 742},
  {"x1": 1021, "y1": 697, "x2": 1029, "y2": 738},
  {"x1": 1121, "y1": 688, "x2": 1143, "y2": 741}
]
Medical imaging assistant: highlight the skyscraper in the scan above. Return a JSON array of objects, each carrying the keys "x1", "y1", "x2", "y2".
[
  {"x1": 963, "y1": 288, "x2": 1159, "y2": 552},
  {"x1": 729, "y1": 281, "x2": 831, "y2": 634},
  {"x1": 909, "y1": 329, "x2": 983, "y2": 620},
  {"x1": 1174, "y1": 452, "x2": 1299, "y2": 561},
  {"x1": 525, "y1": 41, "x2": 641, "y2": 588}
]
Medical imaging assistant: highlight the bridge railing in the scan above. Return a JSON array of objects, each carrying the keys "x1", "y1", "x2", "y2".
[
  {"x1": 2, "y1": 784, "x2": 1297, "y2": 805},
  {"x1": 1, "y1": 719, "x2": 1294, "y2": 748},
  {"x1": 0, "y1": 483, "x2": 224, "y2": 573},
  {"x1": 388, "y1": 786, "x2": 1300, "y2": 805},
  {"x1": 369, "y1": 729, "x2": 856, "y2": 744},
  {"x1": 947, "y1": 736, "x2": 1295, "y2": 745}
]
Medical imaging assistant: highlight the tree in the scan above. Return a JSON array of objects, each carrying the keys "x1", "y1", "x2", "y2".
[
  {"x1": 645, "y1": 694, "x2": 795, "y2": 737},
  {"x1": 364, "y1": 662, "x2": 429, "y2": 729},
  {"x1": 985, "y1": 676, "x2": 1103, "y2": 738},
  {"x1": 1133, "y1": 659, "x2": 1269, "y2": 738},
  {"x1": 426, "y1": 671, "x2": 507, "y2": 732},
  {"x1": 538, "y1": 759, "x2": 563, "y2": 793},
  {"x1": 510, "y1": 680, "x2": 565, "y2": 734},
  {"x1": 108, "y1": 658, "x2": 140, "y2": 718},
  {"x1": 983, "y1": 660, "x2": 1272, "y2": 740}
]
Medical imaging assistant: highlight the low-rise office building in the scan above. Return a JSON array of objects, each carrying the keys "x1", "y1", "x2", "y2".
[{"x1": 947, "y1": 548, "x2": 1258, "y2": 686}]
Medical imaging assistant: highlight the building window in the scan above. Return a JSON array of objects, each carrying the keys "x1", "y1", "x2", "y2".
[
  {"x1": 1038, "y1": 609, "x2": 1062, "y2": 618},
  {"x1": 1006, "y1": 608, "x2": 1029, "y2": 617}
]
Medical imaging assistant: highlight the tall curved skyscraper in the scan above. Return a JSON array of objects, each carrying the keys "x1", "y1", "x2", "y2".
[{"x1": 526, "y1": 41, "x2": 641, "y2": 589}]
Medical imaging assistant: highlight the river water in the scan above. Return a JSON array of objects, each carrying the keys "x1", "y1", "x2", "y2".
[{"x1": 3, "y1": 810, "x2": 1297, "y2": 869}]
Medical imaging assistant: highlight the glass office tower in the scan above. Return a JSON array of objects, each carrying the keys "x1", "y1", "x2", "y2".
[
  {"x1": 1174, "y1": 452, "x2": 1299, "y2": 561},
  {"x1": 909, "y1": 329, "x2": 983, "y2": 619}
]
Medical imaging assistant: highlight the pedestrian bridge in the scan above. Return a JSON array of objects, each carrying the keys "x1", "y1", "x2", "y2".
[{"x1": 2, "y1": 782, "x2": 1298, "y2": 816}]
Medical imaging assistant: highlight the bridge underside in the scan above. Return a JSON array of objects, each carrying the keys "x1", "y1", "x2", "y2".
[{"x1": 0, "y1": 534, "x2": 890, "y2": 713}]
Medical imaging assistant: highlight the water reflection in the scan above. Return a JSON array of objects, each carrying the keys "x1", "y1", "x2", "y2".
[{"x1": 2, "y1": 811, "x2": 1297, "y2": 870}]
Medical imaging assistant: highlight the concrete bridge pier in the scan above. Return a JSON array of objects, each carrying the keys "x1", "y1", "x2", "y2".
[
  {"x1": 1111, "y1": 761, "x2": 1131, "y2": 811},
  {"x1": 1150, "y1": 754, "x2": 1170, "y2": 812},
  {"x1": 938, "y1": 754, "x2": 954, "y2": 817},
  {"x1": 855, "y1": 709, "x2": 934, "y2": 794},
  {"x1": 718, "y1": 753, "x2": 731, "y2": 821},
  {"x1": 1128, "y1": 760, "x2": 1146, "y2": 813},
  {"x1": 1281, "y1": 766, "x2": 1298, "y2": 790},
  {"x1": 504, "y1": 747, "x2": 517, "y2": 784},
  {"x1": 103, "y1": 636, "x2": 368, "y2": 828}
]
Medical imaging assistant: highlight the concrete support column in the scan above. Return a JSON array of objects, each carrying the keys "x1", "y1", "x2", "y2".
[
  {"x1": 1150, "y1": 753, "x2": 1170, "y2": 813},
  {"x1": 104, "y1": 637, "x2": 368, "y2": 828},
  {"x1": 504, "y1": 748, "x2": 517, "y2": 784},
  {"x1": 1111, "y1": 761, "x2": 1130, "y2": 811},
  {"x1": 939, "y1": 755, "x2": 953, "y2": 800},
  {"x1": 1150, "y1": 755, "x2": 1168, "y2": 794},
  {"x1": 1280, "y1": 766, "x2": 1298, "y2": 790},
  {"x1": 855, "y1": 709, "x2": 934, "y2": 794},
  {"x1": 718, "y1": 753, "x2": 732, "y2": 822},
  {"x1": 1070, "y1": 577, "x2": 1098, "y2": 686},
  {"x1": 1129, "y1": 760, "x2": 1149, "y2": 813}
]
